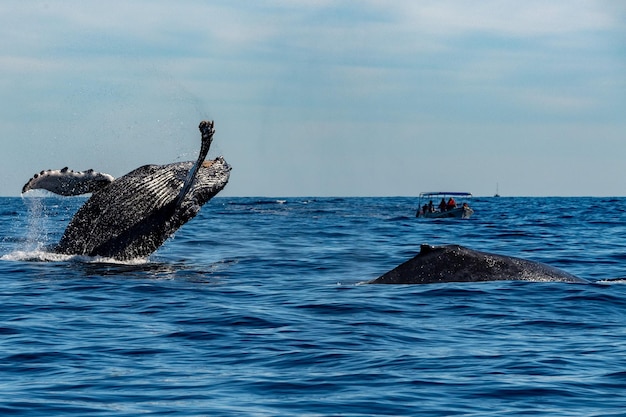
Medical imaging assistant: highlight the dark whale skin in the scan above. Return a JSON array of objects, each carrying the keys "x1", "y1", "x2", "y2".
[{"x1": 369, "y1": 244, "x2": 588, "y2": 284}]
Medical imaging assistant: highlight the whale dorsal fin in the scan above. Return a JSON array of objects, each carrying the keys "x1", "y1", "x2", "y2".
[
  {"x1": 22, "y1": 168, "x2": 115, "y2": 196},
  {"x1": 420, "y1": 244, "x2": 436, "y2": 254}
]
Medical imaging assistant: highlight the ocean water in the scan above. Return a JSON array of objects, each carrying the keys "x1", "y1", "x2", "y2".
[{"x1": 1, "y1": 196, "x2": 626, "y2": 416}]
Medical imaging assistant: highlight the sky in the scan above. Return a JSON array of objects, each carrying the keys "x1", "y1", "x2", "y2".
[{"x1": 1, "y1": 0, "x2": 625, "y2": 197}]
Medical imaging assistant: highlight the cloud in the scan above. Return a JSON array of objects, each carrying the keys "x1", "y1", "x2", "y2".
[
  {"x1": 1, "y1": 0, "x2": 625, "y2": 196},
  {"x1": 395, "y1": 0, "x2": 617, "y2": 37}
]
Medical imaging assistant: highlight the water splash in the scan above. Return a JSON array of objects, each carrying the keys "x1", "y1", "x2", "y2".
[{"x1": 22, "y1": 194, "x2": 52, "y2": 252}]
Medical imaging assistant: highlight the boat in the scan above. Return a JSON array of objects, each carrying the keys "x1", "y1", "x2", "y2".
[{"x1": 416, "y1": 192, "x2": 474, "y2": 219}]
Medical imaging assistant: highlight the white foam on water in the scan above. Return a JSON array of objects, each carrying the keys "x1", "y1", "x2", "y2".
[
  {"x1": 1, "y1": 249, "x2": 150, "y2": 265},
  {"x1": 0, "y1": 249, "x2": 74, "y2": 263}
]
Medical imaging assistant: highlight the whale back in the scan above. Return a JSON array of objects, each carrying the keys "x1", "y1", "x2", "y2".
[
  {"x1": 370, "y1": 244, "x2": 588, "y2": 284},
  {"x1": 55, "y1": 157, "x2": 230, "y2": 260}
]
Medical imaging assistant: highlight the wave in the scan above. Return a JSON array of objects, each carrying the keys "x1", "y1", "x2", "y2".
[
  {"x1": 227, "y1": 199, "x2": 289, "y2": 206},
  {"x1": 596, "y1": 277, "x2": 626, "y2": 285}
]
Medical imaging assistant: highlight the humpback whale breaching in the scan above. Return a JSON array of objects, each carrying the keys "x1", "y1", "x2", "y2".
[
  {"x1": 22, "y1": 120, "x2": 231, "y2": 260},
  {"x1": 369, "y1": 244, "x2": 589, "y2": 284}
]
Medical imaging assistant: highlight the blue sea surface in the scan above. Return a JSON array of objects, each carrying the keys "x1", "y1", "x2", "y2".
[{"x1": 1, "y1": 196, "x2": 626, "y2": 416}]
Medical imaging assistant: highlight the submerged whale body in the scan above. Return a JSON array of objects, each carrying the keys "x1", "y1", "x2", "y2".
[
  {"x1": 369, "y1": 244, "x2": 589, "y2": 284},
  {"x1": 21, "y1": 121, "x2": 231, "y2": 261}
]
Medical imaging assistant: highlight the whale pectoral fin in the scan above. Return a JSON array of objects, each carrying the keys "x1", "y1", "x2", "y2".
[
  {"x1": 175, "y1": 120, "x2": 215, "y2": 207},
  {"x1": 22, "y1": 168, "x2": 115, "y2": 196}
]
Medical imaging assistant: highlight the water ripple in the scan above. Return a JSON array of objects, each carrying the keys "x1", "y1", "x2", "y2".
[{"x1": 2, "y1": 197, "x2": 626, "y2": 415}]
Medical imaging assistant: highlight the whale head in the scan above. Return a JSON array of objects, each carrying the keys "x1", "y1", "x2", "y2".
[{"x1": 174, "y1": 156, "x2": 231, "y2": 223}]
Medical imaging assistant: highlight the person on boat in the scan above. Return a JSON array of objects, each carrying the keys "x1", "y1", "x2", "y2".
[
  {"x1": 428, "y1": 200, "x2": 434, "y2": 213},
  {"x1": 447, "y1": 197, "x2": 456, "y2": 210},
  {"x1": 422, "y1": 204, "x2": 429, "y2": 216},
  {"x1": 438, "y1": 198, "x2": 447, "y2": 212}
]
